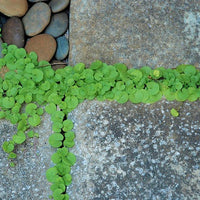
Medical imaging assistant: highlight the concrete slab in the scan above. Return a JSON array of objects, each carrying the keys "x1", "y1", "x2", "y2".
[
  {"x1": 69, "y1": 0, "x2": 200, "y2": 68},
  {"x1": 68, "y1": 100, "x2": 200, "y2": 199}
]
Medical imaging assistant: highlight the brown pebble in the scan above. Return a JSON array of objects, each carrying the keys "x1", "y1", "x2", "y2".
[
  {"x1": 0, "y1": 0, "x2": 28, "y2": 17},
  {"x1": 25, "y1": 34, "x2": 57, "y2": 62}
]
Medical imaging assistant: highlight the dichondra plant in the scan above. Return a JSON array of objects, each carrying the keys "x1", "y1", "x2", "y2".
[{"x1": 0, "y1": 43, "x2": 200, "y2": 200}]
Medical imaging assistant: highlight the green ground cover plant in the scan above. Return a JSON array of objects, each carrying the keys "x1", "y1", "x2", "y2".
[{"x1": 0, "y1": 43, "x2": 200, "y2": 200}]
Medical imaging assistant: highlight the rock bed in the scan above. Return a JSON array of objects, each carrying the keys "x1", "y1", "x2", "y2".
[{"x1": 0, "y1": 0, "x2": 70, "y2": 69}]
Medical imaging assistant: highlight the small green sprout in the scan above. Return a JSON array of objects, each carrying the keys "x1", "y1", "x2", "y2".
[
  {"x1": 170, "y1": 108, "x2": 179, "y2": 117},
  {"x1": 10, "y1": 162, "x2": 15, "y2": 167}
]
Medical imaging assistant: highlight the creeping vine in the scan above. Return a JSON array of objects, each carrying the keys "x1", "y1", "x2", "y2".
[{"x1": 0, "y1": 43, "x2": 200, "y2": 200}]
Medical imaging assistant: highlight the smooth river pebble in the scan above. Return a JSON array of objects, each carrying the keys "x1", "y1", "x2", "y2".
[
  {"x1": 49, "y1": 0, "x2": 70, "y2": 13},
  {"x1": 25, "y1": 34, "x2": 57, "y2": 62},
  {"x1": 2, "y1": 17, "x2": 25, "y2": 48},
  {"x1": 22, "y1": 2, "x2": 51, "y2": 36},
  {"x1": 45, "y1": 12, "x2": 68, "y2": 38},
  {"x1": 0, "y1": 0, "x2": 28, "y2": 17},
  {"x1": 55, "y1": 36, "x2": 69, "y2": 60}
]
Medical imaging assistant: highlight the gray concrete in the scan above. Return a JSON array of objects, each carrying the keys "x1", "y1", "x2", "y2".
[
  {"x1": 69, "y1": 0, "x2": 200, "y2": 68},
  {"x1": 0, "y1": 113, "x2": 54, "y2": 200},
  {"x1": 68, "y1": 100, "x2": 200, "y2": 200}
]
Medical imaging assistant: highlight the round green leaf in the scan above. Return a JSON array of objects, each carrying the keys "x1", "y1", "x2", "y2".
[
  {"x1": 14, "y1": 48, "x2": 26, "y2": 59},
  {"x1": 49, "y1": 133, "x2": 64, "y2": 148},
  {"x1": 56, "y1": 163, "x2": 71, "y2": 176},
  {"x1": 146, "y1": 81, "x2": 160, "y2": 95},
  {"x1": 66, "y1": 152, "x2": 76, "y2": 166},
  {"x1": 2, "y1": 141, "x2": 15, "y2": 153},
  {"x1": 129, "y1": 89, "x2": 144, "y2": 103},
  {"x1": 63, "y1": 174, "x2": 72, "y2": 186},
  {"x1": 8, "y1": 152, "x2": 17, "y2": 159},
  {"x1": 13, "y1": 131, "x2": 26, "y2": 144},
  {"x1": 63, "y1": 120, "x2": 73, "y2": 132},
  {"x1": 64, "y1": 140, "x2": 75, "y2": 148},
  {"x1": 2, "y1": 97, "x2": 15, "y2": 108},
  {"x1": 28, "y1": 114, "x2": 41, "y2": 127},
  {"x1": 175, "y1": 89, "x2": 189, "y2": 101},
  {"x1": 25, "y1": 103, "x2": 37, "y2": 115},
  {"x1": 46, "y1": 167, "x2": 58, "y2": 182},
  {"x1": 32, "y1": 69, "x2": 43, "y2": 83},
  {"x1": 51, "y1": 111, "x2": 65, "y2": 123},
  {"x1": 184, "y1": 65, "x2": 196, "y2": 76},
  {"x1": 51, "y1": 153, "x2": 62, "y2": 164},
  {"x1": 65, "y1": 96, "x2": 79, "y2": 109},
  {"x1": 114, "y1": 91, "x2": 129, "y2": 104},
  {"x1": 45, "y1": 103, "x2": 57, "y2": 114}
]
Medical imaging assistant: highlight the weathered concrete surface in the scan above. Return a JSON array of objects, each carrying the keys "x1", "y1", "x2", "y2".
[
  {"x1": 69, "y1": 0, "x2": 200, "y2": 68},
  {"x1": 0, "y1": 113, "x2": 55, "y2": 200},
  {"x1": 68, "y1": 100, "x2": 200, "y2": 200}
]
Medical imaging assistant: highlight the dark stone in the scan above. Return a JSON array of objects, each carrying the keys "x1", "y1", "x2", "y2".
[
  {"x1": 2, "y1": 17, "x2": 25, "y2": 48},
  {"x1": 0, "y1": 14, "x2": 8, "y2": 29},
  {"x1": 0, "y1": 38, "x2": 3, "y2": 58}
]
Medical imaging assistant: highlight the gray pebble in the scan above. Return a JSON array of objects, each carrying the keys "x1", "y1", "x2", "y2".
[
  {"x1": 49, "y1": 0, "x2": 70, "y2": 13},
  {"x1": 45, "y1": 12, "x2": 68, "y2": 38},
  {"x1": 22, "y1": 2, "x2": 51, "y2": 36},
  {"x1": 55, "y1": 36, "x2": 69, "y2": 60}
]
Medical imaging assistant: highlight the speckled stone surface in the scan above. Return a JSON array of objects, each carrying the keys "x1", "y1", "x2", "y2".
[
  {"x1": 67, "y1": 100, "x2": 200, "y2": 200},
  {"x1": 69, "y1": 0, "x2": 200, "y2": 68},
  {"x1": 0, "y1": 112, "x2": 55, "y2": 200}
]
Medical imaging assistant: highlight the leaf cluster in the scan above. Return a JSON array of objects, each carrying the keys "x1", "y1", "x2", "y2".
[{"x1": 46, "y1": 147, "x2": 76, "y2": 200}]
